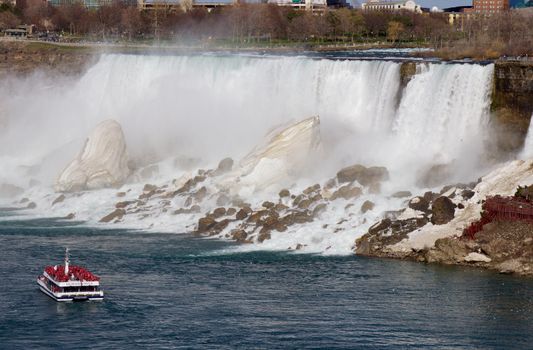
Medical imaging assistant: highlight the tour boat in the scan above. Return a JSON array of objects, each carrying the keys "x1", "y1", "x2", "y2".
[{"x1": 37, "y1": 248, "x2": 104, "y2": 302}]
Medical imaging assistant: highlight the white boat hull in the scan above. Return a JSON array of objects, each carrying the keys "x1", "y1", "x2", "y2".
[{"x1": 37, "y1": 278, "x2": 104, "y2": 302}]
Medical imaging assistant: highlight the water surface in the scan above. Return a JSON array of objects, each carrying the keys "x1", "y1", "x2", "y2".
[{"x1": 0, "y1": 212, "x2": 532, "y2": 349}]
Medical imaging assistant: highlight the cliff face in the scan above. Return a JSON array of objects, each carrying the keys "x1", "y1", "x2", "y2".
[
  {"x1": 0, "y1": 41, "x2": 94, "y2": 77},
  {"x1": 491, "y1": 61, "x2": 533, "y2": 155}
]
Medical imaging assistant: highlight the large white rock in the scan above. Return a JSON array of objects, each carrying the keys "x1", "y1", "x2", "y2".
[
  {"x1": 55, "y1": 120, "x2": 130, "y2": 192},
  {"x1": 239, "y1": 116, "x2": 321, "y2": 177}
]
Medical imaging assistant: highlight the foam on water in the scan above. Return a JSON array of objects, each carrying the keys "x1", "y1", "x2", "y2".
[{"x1": 0, "y1": 54, "x2": 496, "y2": 254}]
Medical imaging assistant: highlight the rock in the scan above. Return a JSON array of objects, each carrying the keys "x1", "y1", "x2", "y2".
[
  {"x1": 173, "y1": 205, "x2": 201, "y2": 215},
  {"x1": 457, "y1": 203, "x2": 465, "y2": 209},
  {"x1": 408, "y1": 196, "x2": 430, "y2": 213},
  {"x1": 213, "y1": 157, "x2": 234, "y2": 176},
  {"x1": 426, "y1": 238, "x2": 468, "y2": 264},
  {"x1": 116, "y1": 192, "x2": 126, "y2": 197},
  {"x1": 63, "y1": 213, "x2": 76, "y2": 220},
  {"x1": 292, "y1": 194, "x2": 305, "y2": 206},
  {"x1": 464, "y1": 252, "x2": 492, "y2": 263},
  {"x1": 258, "y1": 232, "x2": 271, "y2": 243},
  {"x1": 262, "y1": 201, "x2": 275, "y2": 209},
  {"x1": 368, "y1": 219, "x2": 392, "y2": 235},
  {"x1": 143, "y1": 184, "x2": 157, "y2": 192},
  {"x1": 273, "y1": 203, "x2": 289, "y2": 212},
  {"x1": 297, "y1": 199, "x2": 312, "y2": 209},
  {"x1": 99, "y1": 208, "x2": 125, "y2": 223},
  {"x1": 226, "y1": 208, "x2": 237, "y2": 216},
  {"x1": 303, "y1": 184, "x2": 320, "y2": 195},
  {"x1": 461, "y1": 189, "x2": 475, "y2": 200},
  {"x1": 52, "y1": 194, "x2": 66, "y2": 206},
  {"x1": 213, "y1": 207, "x2": 227, "y2": 218},
  {"x1": 331, "y1": 185, "x2": 362, "y2": 201},
  {"x1": 216, "y1": 194, "x2": 230, "y2": 207},
  {"x1": 115, "y1": 201, "x2": 135, "y2": 209},
  {"x1": 431, "y1": 196, "x2": 456, "y2": 225},
  {"x1": 0, "y1": 184, "x2": 24, "y2": 198},
  {"x1": 231, "y1": 229, "x2": 248, "y2": 243},
  {"x1": 27, "y1": 202, "x2": 37, "y2": 209},
  {"x1": 312, "y1": 203, "x2": 328, "y2": 217},
  {"x1": 192, "y1": 186, "x2": 208, "y2": 202},
  {"x1": 361, "y1": 200, "x2": 375, "y2": 213},
  {"x1": 236, "y1": 207, "x2": 252, "y2": 220},
  {"x1": 56, "y1": 120, "x2": 130, "y2": 192},
  {"x1": 184, "y1": 197, "x2": 193, "y2": 207},
  {"x1": 392, "y1": 191, "x2": 412, "y2": 198},
  {"x1": 197, "y1": 216, "x2": 217, "y2": 233},
  {"x1": 238, "y1": 116, "x2": 321, "y2": 182},
  {"x1": 19, "y1": 198, "x2": 29, "y2": 204},
  {"x1": 368, "y1": 183, "x2": 381, "y2": 194},
  {"x1": 279, "y1": 189, "x2": 290, "y2": 198},
  {"x1": 336, "y1": 164, "x2": 389, "y2": 186}
]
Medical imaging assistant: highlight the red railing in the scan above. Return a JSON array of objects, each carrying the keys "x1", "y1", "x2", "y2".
[
  {"x1": 463, "y1": 195, "x2": 533, "y2": 240},
  {"x1": 45, "y1": 265, "x2": 100, "y2": 282}
]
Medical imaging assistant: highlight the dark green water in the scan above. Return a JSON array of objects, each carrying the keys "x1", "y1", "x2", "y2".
[{"x1": 0, "y1": 211, "x2": 532, "y2": 349}]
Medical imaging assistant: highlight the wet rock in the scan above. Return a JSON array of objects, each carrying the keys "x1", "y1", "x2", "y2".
[
  {"x1": 0, "y1": 184, "x2": 24, "y2": 198},
  {"x1": 258, "y1": 232, "x2": 271, "y2": 243},
  {"x1": 336, "y1": 164, "x2": 389, "y2": 186},
  {"x1": 331, "y1": 185, "x2": 362, "y2": 201},
  {"x1": 236, "y1": 207, "x2": 252, "y2": 220},
  {"x1": 462, "y1": 189, "x2": 476, "y2": 200},
  {"x1": 63, "y1": 213, "x2": 76, "y2": 220},
  {"x1": 297, "y1": 199, "x2": 312, "y2": 210},
  {"x1": 115, "y1": 200, "x2": 135, "y2": 209},
  {"x1": 184, "y1": 197, "x2": 193, "y2": 207},
  {"x1": 197, "y1": 216, "x2": 217, "y2": 233},
  {"x1": 173, "y1": 205, "x2": 201, "y2": 215},
  {"x1": 19, "y1": 198, "x2": 29, "y2": 204},
  {"x1": 52, "y1": 194, "x2": 66, "y2": 206},
  {"x1": 27, "y1": 202, "x2": 37, "y2": 209},
  {"x1": 361, "y1": 200, "x2": 375, "y2": 213},
  {"x1": 368, "y1": 183, "x2": 381, "y2": 194},
  {"x1": 231, "y1": 229, "x2": 248, "y2": 243},
  {"x1": 303, "y1": 184, "x2": 320, "y2": 195},
  {"x1": 116, "y1": 192, "x2": 126, "y2": 197},
  {"x1": 227, "y1": 208, "x2": 237, "y2": 216},
  {"x1": 192, "y1": 186, "x2": 207, "y2": 202},
  {"x1": 292, "y1": 194, "x2": 305, "y2": 206},
  {"x1": 262, "y1": 201, "x2": 275, "y2": 209},
  {"x1": 213, "y1": 207, "x2": 227, "y2": 218},
  {"x1": 408, "y1": 196, "x2": 430, "y2": 213},
  {"x1": 279, "y1": 189, "x2": 290, "y2": 198},
  {"x1": 100, "y1": 208, "x2": 125, "y2": 223},
  {"x1": 312, "y1": 203, "x2": 328, "y2": 217},
  {"x1": 431, "y1": 196, "x2": 456, "y2": 225},
  {"x1": 392, "y1": 191, "x2": 412, "y2": 199},
  {"x1": 324, "y1": 178, "x2": 337, "y2": 190},
  {"x1": 457, "y1": 203, "x2": 465, "y2": 209},
  {"x1": 273, "y1": 203, "x2": 289, "y2": 212},
  {"x1": 280, "y1": 211, "x2": 313, "y2": 226},
  {"x1": 211, "y1": 219, "x2": 230, "y2": 235},
  {"x1": 213, "y1": 157, "x2": 234, "y2": 176},
  {"x1": 143, "y1": 184, "x2": 158, "y2": 192},
  {"x1": 139, "y1": 190, "x2": 156, "y2": 200}
]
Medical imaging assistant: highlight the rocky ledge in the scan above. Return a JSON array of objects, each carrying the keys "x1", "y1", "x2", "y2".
[{"x1": 356, "y1": 179, "x2": 533, "y2": 277}]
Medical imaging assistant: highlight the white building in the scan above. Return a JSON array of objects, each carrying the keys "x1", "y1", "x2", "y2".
[{"x1": 362, "y1": 0, "x2": 422, "y2": 13}]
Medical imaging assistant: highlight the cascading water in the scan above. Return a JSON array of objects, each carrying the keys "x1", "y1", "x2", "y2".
[
  {"x1": 521, "y1": 115, "x2": 533, "y2": 159},
  {"x1": 0, "y1": 54, "x2": 496, "y2": 254}
]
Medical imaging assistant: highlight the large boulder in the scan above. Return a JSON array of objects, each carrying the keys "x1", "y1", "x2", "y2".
[
  {"x1": 336, "y1": 164, "x2": 389, "y2": 186},
  {"x1": 431, "y1": 196, "x2": 456, "y2": 225},
  {"x1": 56, "y1": 120, "x2": 130, "y2": 192}
]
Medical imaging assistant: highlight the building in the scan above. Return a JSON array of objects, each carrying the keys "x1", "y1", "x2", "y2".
[
  {"x1": 47, "y1": 0, "x2": 135, "y2": 8},
  {"x1": 467, "y1": 0, "x2": 510, "y2": 13},
  {"x1": 362, "y1": 0, "x2": 422, "y2": 13}
]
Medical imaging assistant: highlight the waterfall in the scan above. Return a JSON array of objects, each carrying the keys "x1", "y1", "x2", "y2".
[
  {"x1": 0, "y1": 54, "x2": 494, "y2": 195},
  {"x1": 521, "y1": 115, "x2": 533, "y2": 159}
]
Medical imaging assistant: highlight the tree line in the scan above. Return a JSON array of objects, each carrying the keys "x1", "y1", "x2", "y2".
[{"x1": 1, "y1": 0, "x2": 532, "y2": 58}]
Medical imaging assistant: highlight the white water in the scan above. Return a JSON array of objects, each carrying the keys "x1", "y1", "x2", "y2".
[
  {"x1": 521, "y1": 115, "x2": 533, "y2": 159},
  {"x1": 0, "y1": 54, "x2": 496, "y2": 254}
]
